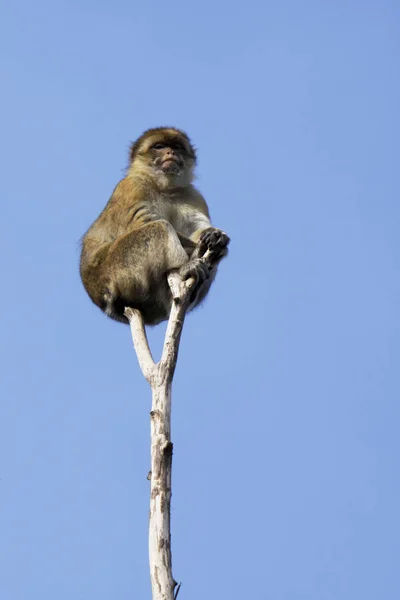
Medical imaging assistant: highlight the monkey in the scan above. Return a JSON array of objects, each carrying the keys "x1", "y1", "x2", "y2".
[{"x1": 80, "y1": 127, "x2": 230, "y2": 325}]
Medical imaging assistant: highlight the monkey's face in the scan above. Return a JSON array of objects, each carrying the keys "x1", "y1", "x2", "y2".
[
  {"x1": 151, "y1": 141, "x2": 186, "y2": 175},
  {"x1": 130, "y1": 128, "x2": 197, "y2": 188}
]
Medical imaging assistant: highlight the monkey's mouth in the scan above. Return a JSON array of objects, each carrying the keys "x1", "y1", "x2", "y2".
[{"x1": 161, "y1": 159, "x2": 181, "y2": 173}]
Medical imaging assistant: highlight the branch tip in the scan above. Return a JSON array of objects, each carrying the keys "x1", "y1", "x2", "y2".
[
  {"x1": 125, "y1": 306, "x2": 156, "y2": 380},
  {"x1": 123, "y1": 306, "x2": 137, "y2": 321},
  {"x1": 174, "y1": 582, "x2": 182, "y2": 600}
]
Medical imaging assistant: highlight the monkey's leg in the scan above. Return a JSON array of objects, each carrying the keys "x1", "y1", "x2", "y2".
[
  {"x1": 185, "y1": 227, "x2": 230, "y2": 306},
  {"x1": 174, "y1": 233, "x2": 218, "y2": 296},
  {"x1": 103, "y1": 220, "x2": 189, "y2": 325}
]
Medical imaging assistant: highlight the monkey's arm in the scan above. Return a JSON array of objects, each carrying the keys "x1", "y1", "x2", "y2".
[
  {"x1": 177, "y1": 211, "x2": 229, "y2": 264},
  {"x1": 175, "y1": 203, "x2": 212, "y2": 241},
  {"x1": 176, "y1": 232, "x2": 197, "y2": 254},
  {"x1": 175, "y1": 214, "x2": 212, "y2": 260}
]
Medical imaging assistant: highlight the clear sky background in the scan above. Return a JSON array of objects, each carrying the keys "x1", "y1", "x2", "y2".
[{"x1": 1, "y1": 1, "x2": 399, "y2": 598}]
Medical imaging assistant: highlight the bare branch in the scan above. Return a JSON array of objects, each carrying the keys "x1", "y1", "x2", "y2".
[
  {"x1": 126, "y1": 262, "x2": 208, "y2": 600},
  {"x1": 159, "y1": 272, "x2": 194, "y2": 381},
  {"x1": 124, "y1": 307, "x2": 156, "y2": 383}
]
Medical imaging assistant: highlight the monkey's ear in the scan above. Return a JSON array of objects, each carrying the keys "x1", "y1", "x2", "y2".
[
  {"x1": 189, "y1": 144, "x2": 198, "y2": 162},
  {"x1": 129, "y1": 140, "x2": 141, "y2": 164}
]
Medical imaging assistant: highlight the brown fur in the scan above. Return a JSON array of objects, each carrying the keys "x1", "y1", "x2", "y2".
[{"x1": 80, "y1": 127, "x2": 229, "y2": 325}]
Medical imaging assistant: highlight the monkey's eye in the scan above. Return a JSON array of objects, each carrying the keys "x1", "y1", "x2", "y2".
[{"x1": 152, "y1": 143, "x2": 165, "y2": 150}]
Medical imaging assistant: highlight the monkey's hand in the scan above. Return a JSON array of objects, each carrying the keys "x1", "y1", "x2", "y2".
[{"x1": 197, "y1": 227, "x2": 230, "y2": 266}]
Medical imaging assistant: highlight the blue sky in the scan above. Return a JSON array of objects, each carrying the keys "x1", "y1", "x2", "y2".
[{"x1": 1, "y1": 0, "x2": 399, "y2": 598}]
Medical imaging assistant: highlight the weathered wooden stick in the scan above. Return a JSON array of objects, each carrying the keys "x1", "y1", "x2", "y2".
[{"x1": 124, "y1": 270, "x2": 196, "y2": 600}]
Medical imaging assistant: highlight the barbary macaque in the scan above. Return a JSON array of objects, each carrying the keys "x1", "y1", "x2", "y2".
[{"x1": 80, "y1": 127, "x2": 230, "y2": 325}]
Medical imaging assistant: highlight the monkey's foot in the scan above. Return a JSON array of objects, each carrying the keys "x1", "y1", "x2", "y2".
[
  {"x1": 179, "y1": 258, "x2": 210, "y2": 285},
  {"x1": 198, "y1": 228, "x2": 230, "y2": 264},
  {"x1": 178, "y1": 258, "x2": 210, "y2": 303}
]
